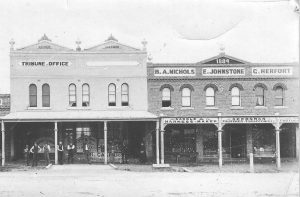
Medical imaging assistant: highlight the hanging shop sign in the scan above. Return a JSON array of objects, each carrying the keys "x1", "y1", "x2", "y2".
[
  {"x1": 163, "y1": 117, "x2": 218, "y2": 124},
  {"x1": 202, "y1": 67, "x2": 245, "y2": 76},
  {"x1": 19, "y1": 61, "x2": 71, "y2": 67},
  {"x1": 154, "y1": 67, "x2": 196, "y2": 77},
  {"x1": 252, "y1": 67, "x2": 293, "y2": 76},
  {"x1": 221, "y1": 117, "x2": 276, "y2": 124}
]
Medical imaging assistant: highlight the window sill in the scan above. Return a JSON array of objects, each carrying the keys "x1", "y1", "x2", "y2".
[
  {"x1": 106, "y1": 106, "x2": 132, "y2": 110},
  {"x1": 27, "y1": 107, "x2": 52, "y2": 110},
  {"x1": 180, "y1": 107, "x2": 194, "y2": 110},
  {"x1": 161, "y1": 107, "x2": 174, "y2": 110},
  {"x1": 230, "y1": 106, "x2": 244, "y2": 110},
  {"x1": 255, "y1": 106, "x2": 268, "y2": 109},
  {"x1": 274, "y1": 106, "x2": 288, "y2": 109},
  {"x1": 67, "y1": 107, "x2": 91, "y2": 110},
  {"x1": 205, "y1": 107, "x2": 218, "y2": 110}
]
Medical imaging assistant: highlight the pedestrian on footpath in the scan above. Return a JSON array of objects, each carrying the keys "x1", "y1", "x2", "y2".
[
  {"x1": 67, "y1": 142, "x2": 75, "y2": 164},
  {"x1": 24, "y1": 144, "x2": 30, "y2": 166},
  {"x1": 139, "y1": 142, "x2": 147, "y2": 164},
  {"x1": 120, "y1": 140, "x2": 128, "y2": 164},
  {"x1": 84, "y1": 143, "x2": 91, "y2": 164},
  {"x1": 57, "y1": 141, "x2": 64, "y2": 165},
  {"x1": 30, "y1": 142, "x2": 41, "y2": 167},
  {"x1": 43, "y1": 142, "x2": 51, "y2": 166}
]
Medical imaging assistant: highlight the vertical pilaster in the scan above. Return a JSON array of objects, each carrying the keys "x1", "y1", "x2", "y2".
[
  {"x1": 275, "y1": 128, "x2": 281, "y2": 169},
  {"x1": 160, "y1": 130, "x2": 165, "y2": 164},
  {"x1": 218, "y1": 129, "x2": 223, "y2": 168},
  {"x1": 54, "y1": 121, "x2": 58, "y2": 165},
  {"x1": 1, "y1": 121, "x2": 5, "y2": 166},
  {"x1": 156, "y1": 120, "x2": 160, "y2": 164},
  {"x1": 104, "y1": 121, "x2": 108, "y2": 165}
]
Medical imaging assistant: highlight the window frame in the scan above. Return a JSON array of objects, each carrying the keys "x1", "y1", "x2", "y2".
[
  {"x1": 162, "y1": 87, "x2": 171, "y2": 107},
  {"x1": 255, "y1": 86, "x2": 265, "y2": 106},
  {"x1": 206, "y1": 87, "x2": 215, "y2": 107},
  {"x1": 69, "y1": 84, "x2": 77, "y2": 107},
  {"x1": 108, "y1": 83, "x2": 116, "y2": 106},
  {"x1": 82, "y1": 83, "x2": 90, "y2": 107},
  {"x1": 42, "y1": 83, "x2": 50, "y2": 107},
  {"x1": 275, "y1": 86, "x2": 284, "y2": 106},
  {"x1": 121, "y1": 83, "x2": 129, "y2": 106},
  {"x1": 181, "y1": 87, "x2": 191, "y2": 107},
  {"x1": 29, "y1": 84, "x2": 37, "y2": 107},
  {"x1": 231, "y1": 87, "x2": 241, "y2": 106}
]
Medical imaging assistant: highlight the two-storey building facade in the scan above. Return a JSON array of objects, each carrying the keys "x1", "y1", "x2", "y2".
[{"x1": 148, "y1": 52, "x2": 299, "y2": 167}]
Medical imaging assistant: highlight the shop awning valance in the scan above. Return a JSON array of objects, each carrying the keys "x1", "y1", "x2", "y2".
[{"x1": 1, "y1": 110, "x2": 158, "y2": 122}]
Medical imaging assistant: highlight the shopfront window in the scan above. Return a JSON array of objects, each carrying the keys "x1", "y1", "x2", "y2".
[
  {"x1": 206, "y1": 87, "x2": 215, "y2": 106},
  {"x1": 42, "y1": 83, "x2": 50, "y2": 107},
  {"x1": 82, "y1": 83, "x2": 90, "y2": 107},
  {"x1": 121, "y1": 83, "x2": 129, "y2": 106},
  {"x1": 231, "y1": 87, "x2": 240, "y2": 106},
  {"x1": 182, "y1": 88, "x2": 191, "y2": 107},
  {"x1": 69, "y1": 84, "x2": 77, "y2": 107},
  {"x1": 29, "y1": 84, "x2": 37, "y2": 107},
  {"x1": 108, "y1": 83, "x2": 116, "y2": 106},
  {"x1": 255, "y1": 86, "x2": 265, "y2": 106},
  {"x1": 275, "y1": 86, "x2": 284, "y2": 106},
  {"x1": 162, "y1": 88, "x2": 171, "y2": 107}
]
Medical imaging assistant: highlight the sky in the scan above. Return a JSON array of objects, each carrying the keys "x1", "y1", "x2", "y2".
[{"x1": 0, "y1": 0, "x2": 299, "y2": 93}]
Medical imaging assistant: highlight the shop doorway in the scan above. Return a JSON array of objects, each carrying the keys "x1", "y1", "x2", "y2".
[
  {"x1": 280, "y1": 124, "x2": 296, "y2": 158},
  {"x1": 230, "y1": 129, "x2": 246, "y2": 158}
]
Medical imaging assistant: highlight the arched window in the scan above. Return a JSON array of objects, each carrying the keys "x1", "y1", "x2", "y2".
[
  {"x1": 275, "y1": 86, "x2": 284, "y2": 106},
  {"x1": 231, "y1": 87, "x2": 241, "y2": 106},
  {"x1": 82, "y1": 83, "x2": 90, "y2": 107},
  {"x1": 69, "y1": 84, "x2": 77, "y2": 107},
  {"x1": 255, "y1": 86, "x2": 265, "y2": 106},
  {"x1": 121, "y1": 83, "x2": 129, "y2": 106},
  {"x1": 108, "y1": 83, "x2": 116, "y2": 106},
  {"x1": 162, "y1": 88, "x2": 171, "y2": 107},
  {"x1": 29, "y1": 84, "x2": 37, "y2": 107},
  {"x1": 182, "y1": 88, "x2": 191, "y2": 107},
  {"x1": 206, "y1": 87, "x2": 215, "y2": 106},
  {"x1": 42, "y1": 83, "x2": 50, "y2": 107}
]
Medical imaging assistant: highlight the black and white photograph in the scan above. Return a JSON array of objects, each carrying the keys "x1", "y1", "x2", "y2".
[{"x1": 0, "y1": 0, "x2": 299, "y2": 196}]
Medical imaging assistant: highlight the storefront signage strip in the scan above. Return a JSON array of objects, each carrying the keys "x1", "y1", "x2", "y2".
[
  {"x1": 252, "y1": 67, "x2": 293, "y2": 76},
  {"x1": 163, "y1": 117, "x2": 218, "y2": 124},
  {"x1": 19, "y1": 61, "x2": 71, "y2": 67},
  {"x1": 202, "y1": 67, "x2": 245, "y2": 76},
  {"x1": 154, "y1": 67, "x2": 196, "y2": 77}
]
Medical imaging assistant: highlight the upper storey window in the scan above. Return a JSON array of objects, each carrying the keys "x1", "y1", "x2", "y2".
[
  {"x1": 69, "y1": 84, "x2": 77, "y2": 107},
  {"x1": 82, "y1": 83, "x2": 90, "y2": 107},
  {"x1": 162, "y1": 88, "x2": 171, "y2": 107},
  {"x1": 182, "y1": 88, "x2": 191, "y2": 107},
  {"x1": 29, "y1": 84, "x2": 37, "y2": 107},
  {"x1": 42, "y1": 83, "x2": 50, "y2": 107},
  {"x1": 206, "y1": 87, "x2": 215, "y2": 106},
  {"x1": 121, "y1": 83, "x2": 129, "y2": 106},
  {"x1": 108, "y1": 83, "x2": 116, "y2": 106},
  {"x1": 275, "y1": 86, "x2": 284, "y2": 106},
  {"x1": 231, "y1": 87, "x2": 241, "y2": 106},
  {"x1": 255, "y1": 86, "x2": 265, "y2": 106}
]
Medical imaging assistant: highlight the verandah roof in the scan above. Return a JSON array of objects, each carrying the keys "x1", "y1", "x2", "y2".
[{"x1": 1, "y1": 110, "x2": 158, "y2": 122}]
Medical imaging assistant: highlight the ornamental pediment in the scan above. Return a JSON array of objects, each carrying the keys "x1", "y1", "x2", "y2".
[
  {"x1": 200, "y1": 54, "x2": 249, "y2": 65},
  {"x1": 84, "y1": 40, "x2": 141, "y2": 52}
]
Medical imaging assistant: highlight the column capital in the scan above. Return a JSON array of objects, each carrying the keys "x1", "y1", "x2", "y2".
[
  {"x1": 160, "y1": 130, "x2": 165, "y2": 133},
  {"x1": 217, "y1": 129, "x2": 223, "y2": 133}
]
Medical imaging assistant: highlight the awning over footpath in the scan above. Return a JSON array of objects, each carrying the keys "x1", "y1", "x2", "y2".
[{"x1": 1, "y1": 110, "x2": 158, "y2": 122}]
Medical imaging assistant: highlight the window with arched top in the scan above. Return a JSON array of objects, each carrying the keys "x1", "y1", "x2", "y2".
[
  {"x1": 69, "y1": 84, "x2": 77, "y2": 107},
  {"x1": 82, "y1": 83, "x2": 90, "y2": 107},
  {"x1": 231, "y1": 87, "x2": 241, "y2": 106},
  {"x1": 121, "y1": 83, "x2": 129, "y2": 106},
  {"x1": 182, "y1": 88, "x2": 191, "y2": 107},
  {"x1": 255, "y1": 86, "x2": 265, "y2": 106},
  {"x1": 206, "y1": 87, "x2": 215, "y2": 106},
  {"x1": 162, "y1": 88, "x2": 171, "y2": 107},
  {"x1": 42, "y1": 83, "x2": 50, "y2": 107},
  {"x1": 275, "y1": 86, "x2": 284, "y2": 106},
  {"x1": 108, "y1": 83, "x2": 116, "y2": 106},
  {"x1": 29, "y1": 84, "x2": 37, "y2": 107}
]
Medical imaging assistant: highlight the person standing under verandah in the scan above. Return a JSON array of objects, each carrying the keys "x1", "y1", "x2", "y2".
[
  {"x1": 84, "y1": 142, "x2": 91, "y2": 164},
  {"x1": 67, "y1": 142, "x2": 75, "y2": 164},
  {"x1": 43, "y1": 142, "x2": 51, "y2": 166},
  {"x1": 139, "y1": 142, "x2": 147, "y2": 164},
  {"x1": 120, "y1": 140, "x2": 128, "y2": 164},
  {"x1": 24, "y1": 144, "x2": 30, "y2": 166},
  {"x1": 57, "y1": 141, "x2": 64, "y2": 165},
  {"x1": 30, "y1": 142, "x2": 41, "y2": 167}
]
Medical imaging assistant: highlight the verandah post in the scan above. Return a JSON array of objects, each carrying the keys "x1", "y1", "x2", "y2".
[{"x1": 1, "y1": 120, "x2": 5, "y2": 166}]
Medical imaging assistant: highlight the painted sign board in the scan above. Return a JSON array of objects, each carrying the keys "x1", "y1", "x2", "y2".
[
  {"x1": 163, "y1": 117, "x2": 218, "y2": 124},
  {"x1": 154, "y1": 67, "x2": 196, "y2": 77},
  {"x1": 252, "y1": 67, "x2": 293, "y2": 76},
  {"x1": 19, "y1": 61, "x2": 71, "y2": 67},
  {"x1": 202, "y1": 67, "x2": 245, "y2": 76}
]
